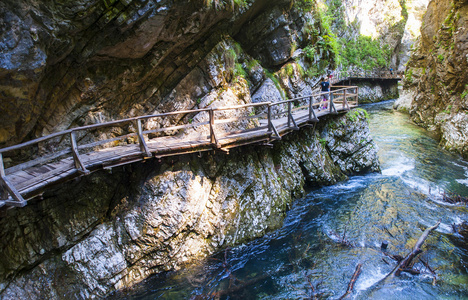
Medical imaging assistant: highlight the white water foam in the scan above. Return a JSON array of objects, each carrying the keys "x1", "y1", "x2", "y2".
[
  {"x1": 355, "y1": 266, "x2": 388, "y2": 292},
  {"x1": 452, "y1": 160, "x2": 468, "y2": 187},
  {"x1": 381, "y1": 155, "x2": 414, "y2": 176}
]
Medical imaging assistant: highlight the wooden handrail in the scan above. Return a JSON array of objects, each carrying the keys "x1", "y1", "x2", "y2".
[{"x1": 0, "y1": 86, "x2": 360, "y2": 206}]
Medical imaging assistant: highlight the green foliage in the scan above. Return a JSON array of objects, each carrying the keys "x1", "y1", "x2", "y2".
[
  {"x1": 438, "y1": 54, "x2": 444, "y2": 62},
  {"x1": 203, "y1": 0, "x2": 249, "y2": 10},
  {"x1": 405, "y1": 68, "x2": 413, "y2": 84},
  {"x1": 301, "y1": 0, "x2": 342, "y2": 69},
  {"x1": 265, "y1": 70, "x2": 285, "y2": 99},
  {"x1": 340, "y1": 36, "x2": 391, "y2": 70},
  {"x1": 347, "y1": 108, "x2": 368, "y2": 122},
  {"x1": 246, "y1": 59, "x2": 260, "y2": 71},
  {"x1": 303, "y1": 44, "x2": 316, "y2": 62},
  {"x1": 462, "y1": 85, "x2": 468, "y2": 99},
  {"x1": 234, "y1": 63, "x2": 247, "y2": 78},
  {"x1": 442, "y1": 104, "x2": 453, "y2": 114},
  {"x1": 285, "y1": 64, "x2": 295, "y2": 77},
  {"x1": 292, "y1": 0, "x2": 315, "y2": 12},
  {"x1": 319, "y1": 138, "x2": 327, "y2": 147}
]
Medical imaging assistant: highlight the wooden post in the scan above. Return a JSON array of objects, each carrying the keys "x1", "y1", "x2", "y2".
[
  {"x1": 0, "y1": 153, "x2": 26, "y2": 207},
  {"x1": 268, "y1": 104, "x2": 281, "y2": 140},
  {"x1": 287, "y1": 101, "x2": 292, "y2": 128},
  {"x1": 330, "y1": 91, "x2": 337, "y2": 114},
  {"x1": 0, "y1": 153, "x2": 7, "y2": 201},
  {"x1": 137, "y1": 119, "x2": 152, "y2": 158},
  {"x1": 268, "y1": 105, "x2": 272, "y2": 133},
  {"x1": 209, "y1": 108, "x2": 220, "y2": 148},
  {"x1": 70, "y1": 131, "x2": 90, "y2": 175},
  {"x1": 355, "y1": 87, "x2": 359, "y2": 106},
  {"x1": 343, "y1": 89, "x2": 348, "y2": 110}
]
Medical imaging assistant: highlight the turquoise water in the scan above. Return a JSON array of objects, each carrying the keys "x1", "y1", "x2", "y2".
[{"x1": 110, "y1": 100, "x2": 468, "y2": 299}]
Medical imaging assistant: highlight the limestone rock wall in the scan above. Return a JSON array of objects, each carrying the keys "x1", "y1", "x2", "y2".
[
  {"x1": 343, "y1": 0, "x2": 429, "y2": 71},
  {"x1": 0, "y1": 0, "x2": 428, "y2": 151},
  {"x1": 396, "y1": 0, "x2": 468, "y2": 157},
  {"x1": 0, "y1": 1, "x2": 388, "y2": 298}
]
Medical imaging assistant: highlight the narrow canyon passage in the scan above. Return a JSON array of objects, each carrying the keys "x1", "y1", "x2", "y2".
[{"x1": 109, "y1": 100, "x2": 468, "y2": 299}]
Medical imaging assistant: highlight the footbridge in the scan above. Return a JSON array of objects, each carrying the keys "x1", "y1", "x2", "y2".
[
  {"x1": 0, "y1": 86, "x2": 359, "y2": 209},
  {"x1": 331, "y1": 70, "x2": 404, "y2": 85}
]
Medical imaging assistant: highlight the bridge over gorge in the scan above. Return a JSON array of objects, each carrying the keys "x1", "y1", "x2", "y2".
[
  {"x1": 0, "y1": 85, "x2": 361, "y2": 209},
  {"x1": 331, "y1": 70, "x2": 404, "y2": 85}
]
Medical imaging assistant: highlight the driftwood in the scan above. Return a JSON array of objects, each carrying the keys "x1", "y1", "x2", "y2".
[
  {"x1": 339, "y1": 264, "x2": 362, "y2": 299},
  {"x1": 364, "y1": 220, "x2": 440, "y2": 296},
  {"x1": 393, "y1": 220, "x2": 440, "y2": 276}
]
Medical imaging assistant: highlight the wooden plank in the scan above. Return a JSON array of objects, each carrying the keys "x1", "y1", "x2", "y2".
[{"x1": 5, "y1": 148, "x2": 72, "y2": 175}]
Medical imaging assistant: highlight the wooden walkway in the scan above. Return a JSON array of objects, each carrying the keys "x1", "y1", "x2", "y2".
[
  {"x1": 331, "y1": 70, "x2": 404, "y2": 84},
  {"x1": 0, "y1": 86, "x2": 359, "y2": 208}
]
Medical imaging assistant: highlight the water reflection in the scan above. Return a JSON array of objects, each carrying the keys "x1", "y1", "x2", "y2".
[{"x1": 109, "y1": 100, "x2": 468, "y2": 299}]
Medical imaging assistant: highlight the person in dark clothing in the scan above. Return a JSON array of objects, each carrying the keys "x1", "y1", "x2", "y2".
[{"x1": 320, "y1": 77, "x2": 330, "y2": 110}]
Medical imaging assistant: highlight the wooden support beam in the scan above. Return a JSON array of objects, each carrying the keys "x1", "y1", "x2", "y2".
[
  {"x1": 0, "y1": 153, "x2": 7, "y2": 200},
  {"x1": 308, "y1": 96, "x2": 319, "y2": 122},
  {"x1": 209, "y1": 109, "x2": 221, "y2": 148},
  {"x1": 0, "y1": 175, "x2": 26, "y2": 207},
  {"x1": 267, "y1": 105, "x2": 273, "y2": 133},
  {"x1": 137, "y1": 119, "x2": 152, "y2": 158},
  {"x1": 70, "y1": 131, "x2": 90, "y2": 175},
  {"x1": 330, "y1": 93, "x2": 338, "y2": 114},
  {"x1": 270, "y1": 123, "x2": 281, "y2": 140}
]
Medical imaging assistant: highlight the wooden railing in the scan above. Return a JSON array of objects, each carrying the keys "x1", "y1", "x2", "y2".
[
  {"x1": 331, "y1": 70, "x2": 404, "y2": 84},
  {"x1": 0, "y1": 86, "x2": 358, "y2": 208}
]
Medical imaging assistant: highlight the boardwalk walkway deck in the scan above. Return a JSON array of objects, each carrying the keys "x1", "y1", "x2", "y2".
[{"x1": 0, "y1": 86, "x2": 359, "y2": 208}]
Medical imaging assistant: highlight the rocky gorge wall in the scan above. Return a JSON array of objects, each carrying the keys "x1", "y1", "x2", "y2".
[
  {"x1": 396, "y1": 0, "x2": 468, "y2": 157},
  {"x1": 0, "y1": 0, "x2": 424, "y2": 298},
  {"x1": 0, "y1": 0, "x2": 427, "y2": 151},
  {"x1": 0, "y1": 109, "x2": 380, "y2": 299}
]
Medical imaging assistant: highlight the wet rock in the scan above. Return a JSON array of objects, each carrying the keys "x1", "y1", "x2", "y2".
[{"x1": 400, "y1": 0, "x2": 468, "y2": 158}]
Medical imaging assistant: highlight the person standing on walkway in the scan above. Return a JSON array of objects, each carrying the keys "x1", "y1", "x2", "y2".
[{"x1": 320, "y1": 77, "x2": 330, "y2": 110}]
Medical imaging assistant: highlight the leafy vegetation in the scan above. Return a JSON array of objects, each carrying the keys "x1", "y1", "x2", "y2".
[
  {"x1": 461, "y1": 85, "x2": 468, "y2": 99},
  {"x1": 265, "y1": 70, "x2": 285, "y2": 99},
  {"x1": 340, "y1": 36, "x2": 392, "y2": 70},
  {"x1": 292, "y1": 0, "x2": 315, "y2": 12},
  {"x1": 347, "y1": 108, "x2": 369, "y2": 122},
  {"x1": 203, "y1": 0, "x2": 249, "y2": 10},
  {"x1": 405, "y1": 68, "x2": 413, "y2": 84}
]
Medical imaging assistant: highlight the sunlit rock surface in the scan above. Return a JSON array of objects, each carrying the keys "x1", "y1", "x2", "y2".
[{"x1": 398, "y1": 0, "x2": 468, "y2": 157}]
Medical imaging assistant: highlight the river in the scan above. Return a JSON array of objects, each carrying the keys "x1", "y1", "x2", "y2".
[{"x1": 109, "y1": 100, "x2": 468, "y2": 299}]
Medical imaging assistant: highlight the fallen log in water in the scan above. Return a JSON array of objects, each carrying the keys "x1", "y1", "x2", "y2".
[
  {"x1": 363, "y1": 220, "x2": 441, "y2": 296},
  {"x1": 393, "y1": 220, "x2": 440, "y2": 276},
  {"x1": 339, "y1": 263, "x2": 362, "y2": 299}
]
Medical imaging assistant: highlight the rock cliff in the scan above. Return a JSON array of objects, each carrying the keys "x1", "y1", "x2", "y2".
[
  {"x1": 396, "y1": 0, "x2": 468, "y2": 157},
  {"x1": 0, "y1": 0, "x2": 427, "y2": 150},
  {"x1": 0, "y1": 0, "x2": 416, "y2": 298}
]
